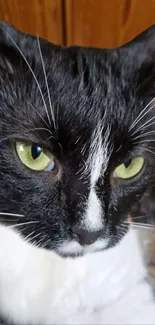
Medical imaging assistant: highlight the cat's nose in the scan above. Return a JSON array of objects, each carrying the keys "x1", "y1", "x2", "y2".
[{"x1": 72, "y1": 226, "x2": 102, "y2": 245}]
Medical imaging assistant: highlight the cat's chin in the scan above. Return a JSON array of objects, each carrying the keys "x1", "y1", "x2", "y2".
[{"x1": 55, "y1": 239, "x2": 109, "y2": 258}]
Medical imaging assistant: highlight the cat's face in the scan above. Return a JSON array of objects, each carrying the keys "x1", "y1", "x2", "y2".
[{"x1": 0, "y1": 22, "x2": 154, "y2": 257}]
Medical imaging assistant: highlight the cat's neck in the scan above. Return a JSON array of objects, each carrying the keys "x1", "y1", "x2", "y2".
[
  {"x1": 0, "y1": 226, "x2": 148, "y2": 324},
  {"x1": 63, "y1": 228, "x2": 147, "y2": 301}
]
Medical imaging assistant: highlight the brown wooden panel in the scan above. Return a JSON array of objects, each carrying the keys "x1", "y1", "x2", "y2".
[
  {"x1": 120, "y1": 0, "x2": 155, "y2": 45},
  {"x1": 65, "y1": 0, "x2": 155, "y2": 48},
  {"x1": 0, "y1": 0, "x2": 63, "y2": 44}
]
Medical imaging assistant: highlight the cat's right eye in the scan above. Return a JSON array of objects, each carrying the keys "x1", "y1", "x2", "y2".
[
  {"x1": 15, "y1": 141, "x2": 56, "y2": 172},
  {"x1": 113, "y1": 157, "x2": 144, "y2": 179}
]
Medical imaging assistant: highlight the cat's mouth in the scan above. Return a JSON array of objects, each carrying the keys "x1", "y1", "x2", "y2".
[{"x1": 56, "y1": 238, "x2": 109, "y2": 258}]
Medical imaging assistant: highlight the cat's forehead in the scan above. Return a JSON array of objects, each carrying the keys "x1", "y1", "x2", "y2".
[
  {"x1": 0, "y1": 41, "x2": 135, "y2": 162},
  {"x1": 0, "y1": 27, "x2": 145, "y2": 163}
]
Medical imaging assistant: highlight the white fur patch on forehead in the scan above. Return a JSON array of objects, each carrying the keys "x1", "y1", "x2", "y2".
[
  {"x1": 82, "y1": 123, "x2": 110, "y2": 232},
  {"x1": 85, "y1": 122, "x2": 110, "y2": 185}
]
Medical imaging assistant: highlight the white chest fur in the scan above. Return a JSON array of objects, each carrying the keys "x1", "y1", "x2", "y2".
[{"x1": 0, "y1": 225, "x2": 154, "y2": 324}]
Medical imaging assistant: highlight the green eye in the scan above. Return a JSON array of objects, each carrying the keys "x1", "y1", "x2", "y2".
[
  {"x1": 114, "y1": 157, "x2": 144, "y2": 179},
  {"x1": 16, "y1": 141, "x2": 55, "y2": 171}
]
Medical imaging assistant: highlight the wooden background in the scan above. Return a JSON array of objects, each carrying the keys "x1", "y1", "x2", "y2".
[{"x1": 0, "y1": 0, "x2": 155, "y2": 48}]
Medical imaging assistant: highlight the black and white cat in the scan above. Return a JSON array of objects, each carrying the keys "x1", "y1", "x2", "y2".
[{"x1": 0, "y1": 22, "x2": 154, "y2": 324}]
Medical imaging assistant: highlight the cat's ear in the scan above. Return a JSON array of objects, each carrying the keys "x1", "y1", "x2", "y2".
[
  {"x1": 123, "y1": 25, "x2": 155, "y2": 94},
  {"x1": 0, "y1": 21, "x2": 22, "y2": 45},
  {"x1": 0, "y1": 21, "x2": 30, "y2": 74},
  {"x1": 123, "y1": 25, "x2": 155, "y2": 64}
]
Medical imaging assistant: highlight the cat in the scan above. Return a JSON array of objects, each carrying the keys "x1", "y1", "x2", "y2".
[{"x1": 0, "y1": 21, "x2": 154, "y2": 324}]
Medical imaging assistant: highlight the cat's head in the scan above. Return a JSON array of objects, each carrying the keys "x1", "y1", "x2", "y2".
[{"x1": 0, "y1": 21, "x2": 154, "y2": 257}]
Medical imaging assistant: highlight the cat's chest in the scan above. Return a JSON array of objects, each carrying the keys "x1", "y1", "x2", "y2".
[
  {"x1": 50, "y1": 257, "x2": 155, "y2": 325},
  {"x1": 0, "y1": 226, "x2": 154, "y2": 325},
  {"x1": 45, "y1": 252, "x2": 133, "y2": 323}
]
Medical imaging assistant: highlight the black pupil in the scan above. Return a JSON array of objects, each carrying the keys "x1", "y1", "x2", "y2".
[
  {"x1": 124, "y1": 159, "x2": 132, "y2": 168},
  {"x1": 31, "y1": 145, "x2": 42, "y2": 160}
]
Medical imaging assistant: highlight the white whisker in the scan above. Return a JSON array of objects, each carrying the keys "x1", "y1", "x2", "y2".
[
  {"x1": 132, "y1": 222, "x2": 154, "y2": 227},
  {"x1": 75, "y1": 136, "x2": 82, "y2": 145},
  {"x1": 134, "y1": 146, "x2": 155, "y2": 156},
  {"x1": 29, "y1": 232, "x2": 42, "y2": 242},
  {"x1": 124, "y1": 221, "x2": 154, "y2": 229},
  {"x1": 29, "y1": 126, "x2": 53, "y2": 136},
  {"x1": 134, "y1": 139, "x2": 155, "y2": 144},
  {"x1": 131, "y1": 115, "x2": 155, "y2": 136},
  {"x1": 132, "y1": 130, "x2": 155, "y2": 141},
  {"x1": 37, "y1": 36, "x2": 56, "y2": 130},
  {"x1": 129, "y1": 98, "x2": 155, "y2": 131},
  {"x1": 56, "y1": 103, "x2": 59, "y2": 131},
  {"x1": 2, "y1": 27, "x2": 51, "y2": 126},
  {"x1": 45, "y1": 135, "x2": 55, "y2": 144},
  {"x1": 132, "y1": 215, "x2": 150, "y2": 220},
  {"x1": 8, "y1": 221, "x2": 39, "y2": 229},
  {"x1": 20, "y1": 91, "x2": 50, "y2": 129},
  {"x1": 24, "y1": 231, "x2": 35, "y2": 241},
  {"x1": 0, "y1": 134, "x2": 25, "y2": 144},
  {"x1": 0, "y1": 212, "x2": 24, "y2": 217},
  {"x1": 0, "y1": 128, "x2": 53, "y2": 146},
  {"x1": 131, "y1": 224, "x2": 154, "y2": 230}
]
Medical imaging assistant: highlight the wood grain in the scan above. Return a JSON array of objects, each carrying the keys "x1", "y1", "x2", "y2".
[
  {"x1": 65, "y1": 0, "x2": 155, "y2": 48},
  {"x1": 0, "y1": 0, "x2": 64, "y2": 44}
]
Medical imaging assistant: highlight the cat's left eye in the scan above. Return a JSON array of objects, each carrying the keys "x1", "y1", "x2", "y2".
[
  {"x1": 15, "y1": 141, "x2": 56, "y2": 171},
  {"x1": 114, "y1": 157, "x2": 144, "y2": 179}
]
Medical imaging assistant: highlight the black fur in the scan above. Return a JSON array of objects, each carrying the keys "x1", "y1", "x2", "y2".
[{"x1": 0, "y1": 22, "x2": 154, "y2": 259}]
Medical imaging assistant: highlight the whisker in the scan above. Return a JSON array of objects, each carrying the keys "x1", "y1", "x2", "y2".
[
  {"x1": 116, "y1": 144, "x2": 122, "y2": 153},
  {"x1": 131, "y1": 215, "x2": 151, "y2": 220},
  {"x1": 0, "y1": 127, "x2": 53, "y2": 145},
  {"x1": 1, "y1": 27, "x2": 51, "y2": 127},
  {"x1": 24, "y1": 230, "x2": 35, "y2": 241},
  {"x1": 56, "y1": 103, "x2": 59, "y2": 131},
  {"x1": 75, "y1": 136, "x2": 82, "y2": 145},
  {"x1": 1, "y1": 114, "x2": 28, "y2": 127},
  {"x1": 131, "y1": 224, "x2": 154, "y2": 230},
  {"x1": 132, "y1": 130, "x2": 155, "y2": 141},
  {"x1": 132, "y1": 222, "x2": 154, "y2": 227},
  {"x1": 37, "y1": 36, "x2": 56, "y2": 130},
  {"x1": 19, "y1": 90, "x2": 50, "y2": 129},
  {"x1": 8, "y1": 221, "x2": 39, "y2": 229},
  {"x1": 0, "y1": 134, "x2": 27, "y2": 144},
  {"x1": 131, "y1": 116, "x2": 155, "y2": 136},
  {"x1": 124, "y1": 221, "x2": 154, "y2": 228},
  {"x1": 129, "y1": 98, "x2": 155, "y2": 132},
  {"x1": 0, "y1": 212, "x2": 24, "y2": 217},
  {"x1": 28, "y1": 127, "x2": 53, "y2": 136},
  {"x1": 0, "y1": 218, "x2": 20, "y2": 223},
  {"x1": 133, "y1": 139, "x2": 155, "y2": 144},
  {"x1": 28, "y1": 232, "x2": 42, "y2": 242},
  {"x1": 131, "y1": 145, "x2": 155, "y2": 157}
]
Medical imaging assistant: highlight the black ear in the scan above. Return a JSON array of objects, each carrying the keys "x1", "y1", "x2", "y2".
[
  {"x1": 0, "y1": 21, "x2": 23, "y2": 46},
  {"x1": 0, "y1": 21, "x2": 57, "y2": 74},
  {"x1": 123, "y1": 25, "x2": 155, "y2": 62},
  {"x1": 0, "y1": 21, "x2": 25, "y2": 73},
  {"x1": 122, "y1": 25, "x2": 155, "y2": 94},
  {"x1": 0, "y1": 21, "x2": 43, "y2": 74}
]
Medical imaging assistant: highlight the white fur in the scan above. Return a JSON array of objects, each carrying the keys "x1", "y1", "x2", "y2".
[
  {"x1": 57, "y1": 237, "x2": 108, "y2": 256},
  {"x1": 83, "y1": 124, "x2": 110, "y2": 231},
  {"x1": 84, "y1": 189, "x2": 103, "y2": 231},
  {"x1": 0, "y1": 225, "x2": 154, "y2": 324}
]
